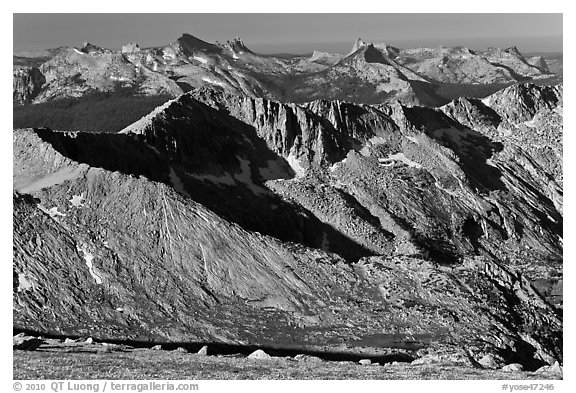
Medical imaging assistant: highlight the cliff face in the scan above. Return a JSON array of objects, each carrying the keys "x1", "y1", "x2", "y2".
[
  {"x1": 13, "y1": 67, "x2": 45, "y2": 103},
  {"x1": 13, "y1": 83, "x2": 562, "y2": 368}
]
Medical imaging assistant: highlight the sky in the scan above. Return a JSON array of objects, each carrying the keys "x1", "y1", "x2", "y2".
[{"x1": 13, "y1": 13, "x2": 563, "y2": 54}]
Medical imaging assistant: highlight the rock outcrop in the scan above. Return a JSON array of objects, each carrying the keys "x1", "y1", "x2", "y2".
[
  {"x1": 13, "y1": 66, "x2": 45, "y2": 103},
  {"x1": 13, "y1": 333, "x2": 44, "y2": 351}
]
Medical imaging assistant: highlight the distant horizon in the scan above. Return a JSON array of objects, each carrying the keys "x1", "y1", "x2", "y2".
[
  {"x1": 13, "y1": 36, "x2": 564, "y2": 57},
  {"x1": 13, "y1": 14, "x2": 563, "y2": 54}
]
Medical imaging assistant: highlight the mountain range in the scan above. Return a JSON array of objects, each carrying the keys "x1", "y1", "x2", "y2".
[
  {"x1": 13, "y1": 33, "x2": 563, "y2": 374},
  {"x1": 13, "y1": 34, "x2": 559, "y2": 107}
]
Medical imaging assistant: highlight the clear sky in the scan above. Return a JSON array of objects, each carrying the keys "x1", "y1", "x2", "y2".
[{"x1": 13, "y1": 13, "x2": 563, "y2": 54}]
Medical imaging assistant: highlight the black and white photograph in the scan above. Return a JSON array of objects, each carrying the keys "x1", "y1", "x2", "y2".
[{"x1": 10, "y1": 4, "x2": 566, "y2": 388}]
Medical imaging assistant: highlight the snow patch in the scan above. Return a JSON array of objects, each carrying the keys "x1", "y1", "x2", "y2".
[
  {"x1": 287, "y1": 154, "x2": 306, "y2": 178},
  {"x1": 77, "y1": 244, "x2": 103, "y2": 285},
  {"x1": 193, "y1": 55, "x2": 208, "y2": 64},
  {"x1": 201, "y1": 77, "x2": 226, "y2": 87},
  {"x1": 554, "y1": 106, "x2": 563, "y2": 116},
  {"x1": 369, "y1": 136, "x2": 386, "y2": 145},
  {"x1": 168, "y1": 167, "x2": 190, "y2": 197},
  {"x1": 405, "y1": 135, "x2": 420, "y2": 145},
  {"x1": 37, "y1": 205, "x2": 67, "y2": 218},
  {"x1": 18, "y1": 273, "x2": 33, "y2": 292},
  {"x1": 192, "y1": 158, "x2": 271, "y2": 194},
  {"x1": 524, "y1": 116, "x2": 538, "y2": 128},
  {"x1": 378, "y1": 153, "x2": 422, "y2": 169},
  {"x1": 17, "y1": 166, "x2": 86, "y2": 194},
  {"x1": 234, "y1": 157, "x2": 267, "y2": 195},
  {"x1": 330, "y1": 156, "x2": 349, "y2": 172},
  {"x1": 109, "y1": 75, "x2": 129, "y2": 82},
  {"x1": 69, "y1": 193, "x2": 85, "y2": 208}
]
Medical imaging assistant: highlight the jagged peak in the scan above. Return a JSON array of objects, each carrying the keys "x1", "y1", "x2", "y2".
[
  {"x1": 230, "y1": 36, "x2": 245, "y2": 46},
  {"x1": 120, "y1": 95, "x2": 182, "y2": 135},
  {"x1": 175, "y1": 33, "x2": 220, "y2": 54},
  {"x1": 349, "y1": 37, "x2": 368, "y2": 54},
  {"x1": 384, "y1": 44, "x2": 400, "y2": 57},
  {"x1": 178, "y1": 33, "x2": 206, "y2": 43},
  {"x1": 121, "y1": 87, "x2": 248, "y2": 135},
  {"x1": 226, "y1": 36, "x2": 253, "y2": 54},
  {"x1": 504, "y1": 46, "x2": 522, "y2": 55},
  {"x1": 362, "y1": 44, "x2": 390, "y2": 65}
]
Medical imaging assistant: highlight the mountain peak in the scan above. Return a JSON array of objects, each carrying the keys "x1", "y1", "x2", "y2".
[
  {"x1": 227, "y1": 36, "x2": 253, "y2": 54},
  {"x1": 350, "y1": 37, "x2": 367, "y2": 54},
  {"x1": 504, "y1": 46, "x2": 521, "y2": 54},
  {"x1": 175, "y1": 33, "x2": 220, "y2": 54},
  {"x1": 79, "y1": 42, "x2": 105, "y2": 54}
]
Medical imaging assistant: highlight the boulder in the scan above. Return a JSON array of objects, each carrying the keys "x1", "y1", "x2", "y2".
[
  {"x1": 247, "y1": 349, "x2": 271, "y2": 360},
  {"x1": 535, "y1": 361, "x2": 562, "y2": 375},
  {"x1": 151, "y1": 344, "x2": 163, "y2": 350},
  {"x1": 101, "y1": 342, "x2": 121, "y2": 349},
  {"x1": 478, "y1": 354, "x2": 504, "y2": 369},
  {"x1": 197, "y1": 345, "x2": 209, "y2": 356},
  {"x1": 64, "y1": 338, "x2": 77, "y2": 344},
  {"x1": 359, "y1": 359, "x2": 372, "y2": 365},
  {"x1": 85, "y1": 337, "x2": 94, "y2": 344},
  {"x1": 549, "y1": 361, "x2": 562, "y2": 374},
  {"x1": 502, "y1": 363, "x2": 524, "y2": 372},
  {"x1": 174, "y1": 347, "x2": 188, "y2": 353},
  {"x1": 294, "y1": 354, "x2": 323, "y2": 362},
  {"x1": 13, "y1": 333, "x2": 44, "y2": 351}
]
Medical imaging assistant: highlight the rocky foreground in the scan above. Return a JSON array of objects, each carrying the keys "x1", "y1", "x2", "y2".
[
  {"x1": 13, "y1": 335, "x2": 562, "y2": 380},
  {"x1": 13, "y1": 83, "x2": 562, "y2": 374}
]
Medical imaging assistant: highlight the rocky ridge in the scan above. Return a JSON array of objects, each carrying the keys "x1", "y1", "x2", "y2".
[{"x1": 14, "y1": 82, "x2": 562, "y2": 369}]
